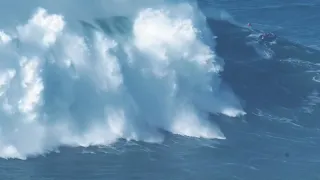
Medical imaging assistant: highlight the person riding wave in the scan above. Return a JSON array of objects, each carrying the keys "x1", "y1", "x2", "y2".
[
  {"x1": 247, "y1": 23, "x2": 277, "y2": 41},
  {"x1": 259, "y1": 32, "x2": 277, "y2": 41}
]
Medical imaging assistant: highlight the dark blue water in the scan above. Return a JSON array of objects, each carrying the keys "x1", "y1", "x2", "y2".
[{"x1": 1, "y1": 0, "x2": 319, "y2": 180}]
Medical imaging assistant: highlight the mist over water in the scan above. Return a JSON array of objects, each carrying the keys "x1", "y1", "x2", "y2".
[
  {"x1": 0, "y1": 0, "x2": 319, "y2": 179},
  {"x1": 0, "y1": 1, "x2": 245, "y2": 159}
]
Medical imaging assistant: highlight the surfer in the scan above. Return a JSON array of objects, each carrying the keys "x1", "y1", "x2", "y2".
[
  {"x1": 247, "y1": 23, "x2": 277, "y2": 42},
  {"x1": 259, "y1": 32, "x2": 277, "y2": 42}
]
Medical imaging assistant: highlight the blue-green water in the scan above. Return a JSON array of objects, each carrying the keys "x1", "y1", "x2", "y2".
[{"x1": 0, "y1": 0, "x2": 319, "y2": 179}]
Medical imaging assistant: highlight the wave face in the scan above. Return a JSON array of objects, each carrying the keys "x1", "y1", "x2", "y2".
[{"x1": 0, "y1": 0, "x2": 246, "y2": 159}]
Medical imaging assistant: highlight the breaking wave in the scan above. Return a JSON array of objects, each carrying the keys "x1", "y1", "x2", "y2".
[{"x1": 0, "y1": 1, "x2": 245, "y2": 159}]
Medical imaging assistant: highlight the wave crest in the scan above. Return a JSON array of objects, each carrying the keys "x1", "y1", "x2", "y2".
[{"x1": 0, "y1": 3, "x2": 244, "y2": 159}]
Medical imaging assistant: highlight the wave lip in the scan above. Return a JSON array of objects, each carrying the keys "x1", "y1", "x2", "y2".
[{"x1": 0, "y1": 3, "x2": 245, "y2": 159}]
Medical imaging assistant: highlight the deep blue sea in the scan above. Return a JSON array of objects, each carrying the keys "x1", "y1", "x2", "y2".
[{"x1": 0, "y1": 0, "x2": 319, "y2": 179}]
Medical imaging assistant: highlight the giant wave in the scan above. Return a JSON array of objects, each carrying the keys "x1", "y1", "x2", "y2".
[{"x1": 0, "y1": 0, "x2": 246, "y2": 159}]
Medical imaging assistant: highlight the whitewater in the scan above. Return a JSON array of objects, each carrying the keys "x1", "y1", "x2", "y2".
[
  {"x1": 1, "y1": 0, "x2": 320, "y2": 179},
  {"x1": 0, "y1": 0, "x2": 246, "y2": 159}
]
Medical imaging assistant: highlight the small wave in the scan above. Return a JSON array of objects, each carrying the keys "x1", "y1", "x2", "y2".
[{"x1": 312, "y1": 75, "x2": 320, "y2": 83}]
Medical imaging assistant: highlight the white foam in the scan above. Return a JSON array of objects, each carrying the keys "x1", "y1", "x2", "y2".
[
  {"x1": 16, "y1": 8, "x2": 65, "y2": 47},
  {"x1": 0, "y1": 31, "x2": 12, "y2": 45},
  {"x1": 0, "y1": 3, "x2": 245, "y2": 159}
]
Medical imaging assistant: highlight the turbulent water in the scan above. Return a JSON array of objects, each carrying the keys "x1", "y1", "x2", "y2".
[{"x1": 0, "y1": 0, "x2": 319, "y2": 179}]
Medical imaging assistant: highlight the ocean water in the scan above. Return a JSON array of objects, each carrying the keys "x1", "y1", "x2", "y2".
[{"x1": 0, "y1": 0, "x2": 319, "y2": 179}]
